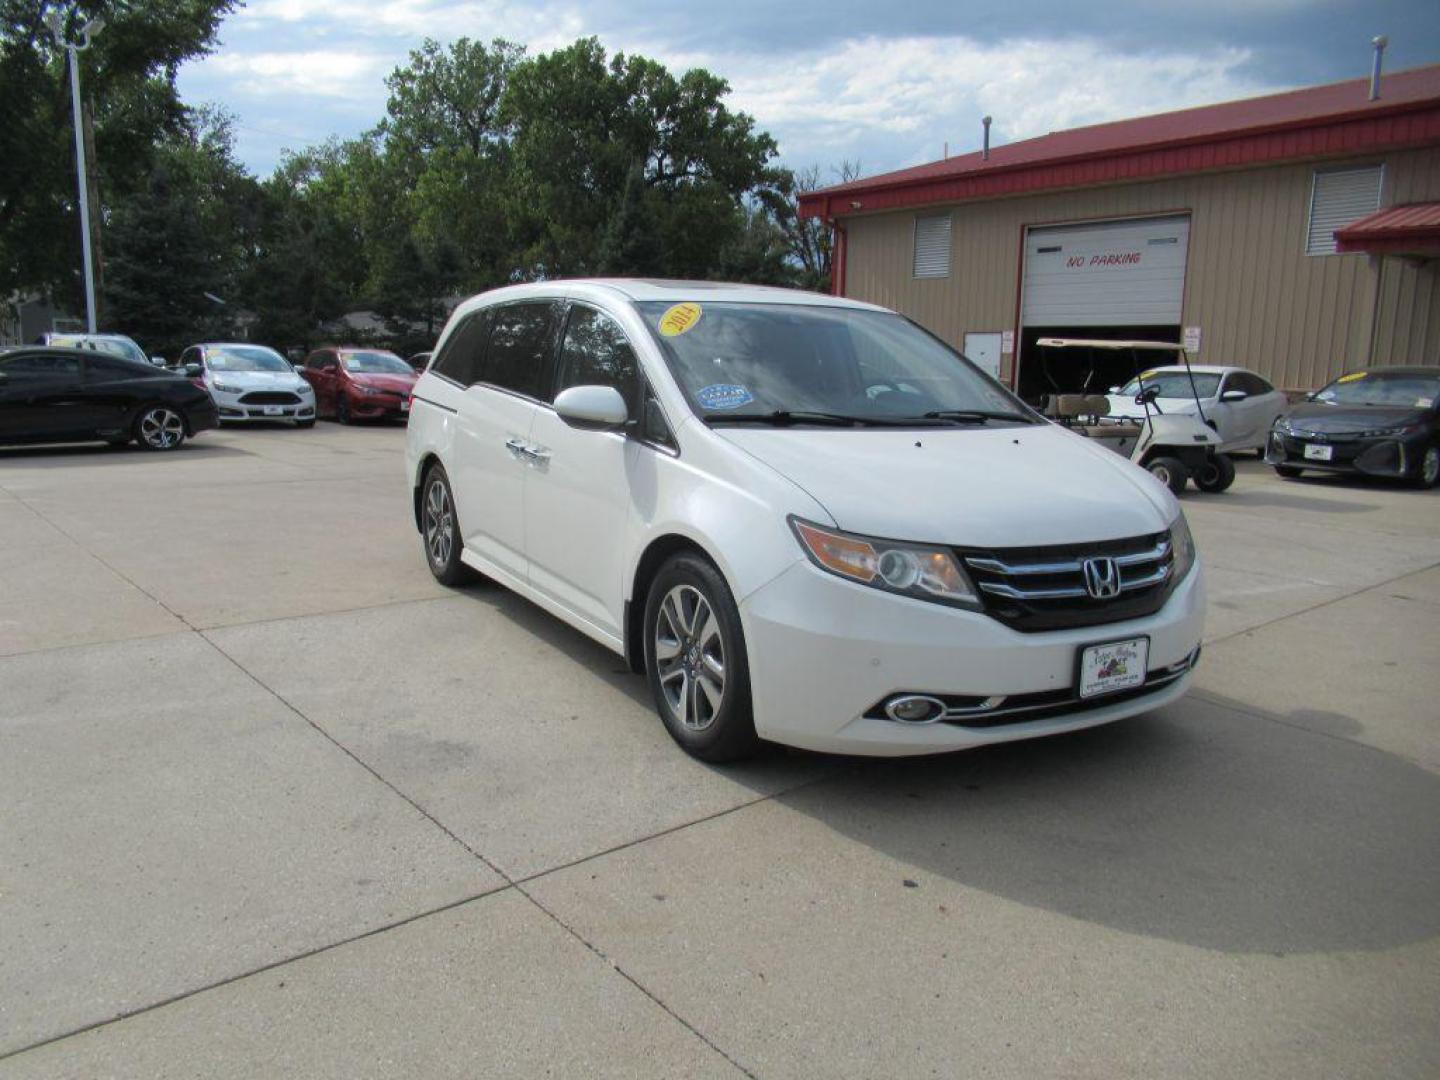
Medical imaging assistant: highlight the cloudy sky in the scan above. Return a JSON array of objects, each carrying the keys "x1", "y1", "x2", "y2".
[{"x1": 179, "y1": 0, "x2": 1440, "y2": 182}]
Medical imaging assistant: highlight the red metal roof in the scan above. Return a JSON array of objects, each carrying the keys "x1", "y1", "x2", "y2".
[
  {"x1": 1334, "y1": 201, "x2": 1440, "y2": 255},
  {"x1": 799, "y1": 66, "x2": 1440, "y2": 219}
]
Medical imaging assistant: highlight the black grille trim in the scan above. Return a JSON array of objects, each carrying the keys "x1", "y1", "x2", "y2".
[
  {"x1": 239, "y1": 391, "x2": 302, "y2": 405},
  {"x1": 958, "y1": 531, "x2": 1177, "y2": 632}
]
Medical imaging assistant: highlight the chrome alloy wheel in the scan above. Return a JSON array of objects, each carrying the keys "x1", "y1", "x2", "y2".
[
  {"x1": 423, "y1": 477, "x2": 454, "y2": 568},
  {"x1": 139, "y1": 406, "x2": 185, "y2": 449},
  {"x1": 654, "y1": 583, "x2": 726, "y2": 731}
]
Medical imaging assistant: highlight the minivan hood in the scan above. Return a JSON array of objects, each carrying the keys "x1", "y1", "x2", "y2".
[{"x1": 717, "y1": 423, "x2": 1173, "y2": 547}]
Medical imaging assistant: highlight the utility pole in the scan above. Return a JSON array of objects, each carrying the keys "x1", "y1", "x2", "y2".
[
  {"x1": 82, "y1": 99, "x2": 105, "y2": 324},
  {"x1": 42, "y1": 8, "x2": 105, "y2": 333}
]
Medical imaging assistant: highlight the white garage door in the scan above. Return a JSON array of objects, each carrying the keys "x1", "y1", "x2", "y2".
[{"x1": 1021, "y1": 215, "x2": 1190, "y2": 327}]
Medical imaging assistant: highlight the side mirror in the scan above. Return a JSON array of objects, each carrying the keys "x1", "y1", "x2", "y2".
[
  {"x1": 554, "y1": 384, "x2": 628, "y2": 429},
  {"x1": 1135, "y1": 386, "x2": 1160, "y2": 407},
  {"x1": 184, "y1": 363, "x2": 202, "y2": 377},
  {"x1": 1220, "y1": 389, "x2": 1247, "y2": 402}
]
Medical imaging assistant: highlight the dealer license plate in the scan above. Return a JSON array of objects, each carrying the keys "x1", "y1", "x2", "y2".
[
  {"x1": 1078, "y1": 637, "x2": 1149, "y2": 699},
  {"x1": 1303, "y1": 443, "x2": 1332, "y2": 461},
  {"x1": 264, "y1": 405, "x2": 285, "y2": 416},
  {"x1": 400, "y1": 399, "x2": 410, "y2": 412}
]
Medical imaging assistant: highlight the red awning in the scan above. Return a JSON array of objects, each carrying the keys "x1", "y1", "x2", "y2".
[{"x1": 1334, "y1": 202, "x2": 1440, "y2": 257}]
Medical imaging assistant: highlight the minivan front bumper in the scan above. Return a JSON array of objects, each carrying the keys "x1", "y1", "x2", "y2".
[{"x1": 739, "y1": 557, "x2": 1205, "y2": 756}]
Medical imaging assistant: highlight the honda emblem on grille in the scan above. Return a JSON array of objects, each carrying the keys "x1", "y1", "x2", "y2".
[{"x1": 1082, "y1": 557, "x2": 1121, "y2": 600}]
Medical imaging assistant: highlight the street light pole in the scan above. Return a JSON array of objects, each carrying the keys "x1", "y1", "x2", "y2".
[{"x1": 44, "y1": 9, "x2": 105, "y2": 334}]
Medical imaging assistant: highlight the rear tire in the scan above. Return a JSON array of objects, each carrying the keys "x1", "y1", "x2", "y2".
[
  {"x1": 644, "y1": 553, "x2": 758, "y2": 762},
  {"x1": 1275, "y1": 465, "x2": 1303, "y2": 479},
  {"x1": 1193, "y1": 453, "x2": 1236, "y2": 493},
  {"x1": 420, "y1": 464, "x2": 473, "y2": 586},
  {"x1": 1147, "y1": 456, "x2": 1188, "y2": 495},
  {"x1": 133, "y1": 405, "x2": 187, "y2": 452}
]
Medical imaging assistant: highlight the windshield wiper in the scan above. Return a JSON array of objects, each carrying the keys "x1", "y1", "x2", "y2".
[
  {"x1": 705, "y1": 410, "x2": 931, "y2": 427},
  {"x1": 916, "y1": 409, "x2": 1034, "y2": 424}
]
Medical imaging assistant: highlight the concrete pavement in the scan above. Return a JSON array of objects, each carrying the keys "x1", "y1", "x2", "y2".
[{"x1": 1, "y1": 425, "x2": 1436, "y2": 1077}]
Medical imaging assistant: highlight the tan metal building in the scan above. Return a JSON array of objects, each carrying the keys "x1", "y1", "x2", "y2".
[{"x1": 799, "y1": 66, "x2": 1440, "y2": 400}]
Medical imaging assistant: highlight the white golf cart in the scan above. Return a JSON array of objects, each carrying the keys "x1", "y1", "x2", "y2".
[{"x1": 1037, "y1": 338, "x2": 1236, "y2": 494}]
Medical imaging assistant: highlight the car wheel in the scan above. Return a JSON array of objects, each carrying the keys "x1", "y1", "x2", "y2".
[
  {"x1": 1275, "y1": 465, "x2": 1303, "y2": 479},
  {"x1": 337, "y1": 397, "x2": 352, "y2": 425},
  {"x1": 1411, "y1": 444, "x2": 1440, "y2": 490},
  {"x1": 296, "y1": 419, "x2": 315, "y2": 429},
  {"x1": 133, "y1": 405, "x2": 187, "y2": 452},
  {"x1": 420, "y1": 464, "x2": 473, "y2": 586},
  {"x1": 1147, "y1": 456, "x2": 1188, "y2": 495},
  {"x1": 644, "y1": 553, "x2": 758, "y2": 762},
  {"x1": 1193, "y1": 453, "x2": 1236, "y2": 493}
]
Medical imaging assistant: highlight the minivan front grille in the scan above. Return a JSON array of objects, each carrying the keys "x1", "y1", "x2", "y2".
[{"x1": 958, "y1": 531, "x2": 1176, "y2": 632}]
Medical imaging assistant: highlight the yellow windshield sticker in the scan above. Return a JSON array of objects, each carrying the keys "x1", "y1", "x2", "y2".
[
  {"x1": 1138, "y1": 370, "x2": 1157, "y2": 381},
  {"x1": 659, "y1": 303, "x2": 702, "y2": 337},
  {"x1": 1337, "y1": 372, "x2": 1367, "y2": 383}
]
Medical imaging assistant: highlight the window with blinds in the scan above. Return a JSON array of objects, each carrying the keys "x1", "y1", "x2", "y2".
[
  {"x1": 913, "y1": 214, "x2": 952, "y2": 277},
  {"x1": 1306, "y1": 166, "x2": 1383, "y2": 255}
]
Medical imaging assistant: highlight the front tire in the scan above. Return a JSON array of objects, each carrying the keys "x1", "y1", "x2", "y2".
[
  {"x1": 1275, "y1": 465, "x2": 1303, "y2": 479},
  {"x1": 1147, "y1": 455, "x2": 1188, "y2": 495},
  {"x1": 420, "y1": 464, "x2": 473, "y2": 586},
  {"x1": 1193, "y1": 453, "x2": 1236, "y2": 493},
  {"x1": 296, "y1": 419, "x2": 315, "y2": 429},
  {"x1": 644, "y1": 554, "x2": 757, "y2": 762},
  {"x1": 336, "y1": 396, "x2": 352, "y2": 425},
  {"x1": 134, "y1": 405, "x2": 187, "y2": 452},
  {"x1": 1411, "y1": 444, "x2": 1440, "y2": 490}
]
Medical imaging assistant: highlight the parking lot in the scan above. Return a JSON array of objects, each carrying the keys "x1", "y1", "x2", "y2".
[{"x1": 1, "y1": 422, "x2": 1437, "y2": 1078}]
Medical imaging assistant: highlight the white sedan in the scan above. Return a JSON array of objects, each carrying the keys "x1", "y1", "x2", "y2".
[{"x1": 1102, "y1": 365, "x2": 1289, "y2": 454}]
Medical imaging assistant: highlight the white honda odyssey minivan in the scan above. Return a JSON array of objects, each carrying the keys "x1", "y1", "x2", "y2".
[{"x1": 405, "y1": 280, "x2": 1205, "y2": 761}]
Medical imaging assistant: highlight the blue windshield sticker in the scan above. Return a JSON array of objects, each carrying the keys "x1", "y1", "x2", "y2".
[{"x1": 696, "y1": 384, "x2": 754, "y2": 411}]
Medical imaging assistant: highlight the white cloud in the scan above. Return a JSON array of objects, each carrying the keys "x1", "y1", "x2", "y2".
[
  {"x1": 199, "y1": 49, "x2": 393, "y2": 98},
  {"x1": 646, "y1": 35, "x2": 1281, "y2": 168}
]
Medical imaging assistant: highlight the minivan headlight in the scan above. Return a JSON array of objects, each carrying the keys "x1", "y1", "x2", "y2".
[
  {"x1": 790, "y1": 518, "x2": 981, "y2": 609},
  {"x1": 1169, "y1": 511, "x2": 1196, "y2": 584}
]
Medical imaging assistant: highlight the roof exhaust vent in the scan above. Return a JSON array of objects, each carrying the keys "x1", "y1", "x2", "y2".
[
  {"x1": 1369, "y1": 35, "x2": 1388, "y2": 101},
  {"x1": 982, "y1": 116, "x2": 993, "y2": 160}
]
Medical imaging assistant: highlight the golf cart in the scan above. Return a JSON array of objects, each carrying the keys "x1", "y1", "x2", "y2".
[{"x1": 1037, "y1": 338, "x2": 1236, "y2": 494}]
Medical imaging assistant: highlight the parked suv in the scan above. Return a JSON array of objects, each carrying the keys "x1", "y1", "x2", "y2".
[{"x1": 405, "y1": 281, "x2": 1205, "y2": 761}]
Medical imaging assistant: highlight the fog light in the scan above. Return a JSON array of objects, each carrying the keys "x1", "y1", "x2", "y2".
[{"x1": 884, "y1": 695, "x2": 946, "y2": 724}]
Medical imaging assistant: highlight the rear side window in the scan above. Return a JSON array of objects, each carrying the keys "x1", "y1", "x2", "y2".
[
  {"x1": 483, "y1": 302, "x2": 559, "y2": 398},
  {"x1": 431, "y1": 311, "x2": 489, "y2": 386},
  {"x1": 555, "y1": 305, "x2": 640, "y2": 408},
  {"x1": 85, "y1": 356, "x2": 142, "y2": 380}
]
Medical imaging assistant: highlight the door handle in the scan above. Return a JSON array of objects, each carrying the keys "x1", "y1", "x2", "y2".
[
  {"x1": 522, "y1": 446, "x2": 550, "y2": 464},
  {"x1": 504, "y1": 437, "x2": 528, "y2": 458}
]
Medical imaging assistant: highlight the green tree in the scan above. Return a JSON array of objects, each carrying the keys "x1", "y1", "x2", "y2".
[
  {"x1": 104, "y1": 110, "x2": 260, "y2": 356},
  {"x1": 501, "y1": 38, "x2": 785, "y2": 279},
  {"x1": 0, "y1": 0, "x2": 237, "y2": 316}
]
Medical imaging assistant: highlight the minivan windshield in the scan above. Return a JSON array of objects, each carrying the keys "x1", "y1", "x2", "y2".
[
  {"x1": 342, "y1": 350, "x2": 413, "y2": 375},
  {"x1": 1313, "y1": 370, "x2": 1439, "y2": 408},
  {"x1": 207, "y1": 345, "x2": 290, "y2": 372},
  {"x1": 638, "y1": 301, "x2": 1032, "y2": 425},
  {"x1": 1118, "y1": 370, "x2": 1221, "y2": 399}
]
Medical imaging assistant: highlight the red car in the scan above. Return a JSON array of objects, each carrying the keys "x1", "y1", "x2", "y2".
[{"x1": 299, "y1": 347, "x2": 418, "y2": 423}]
